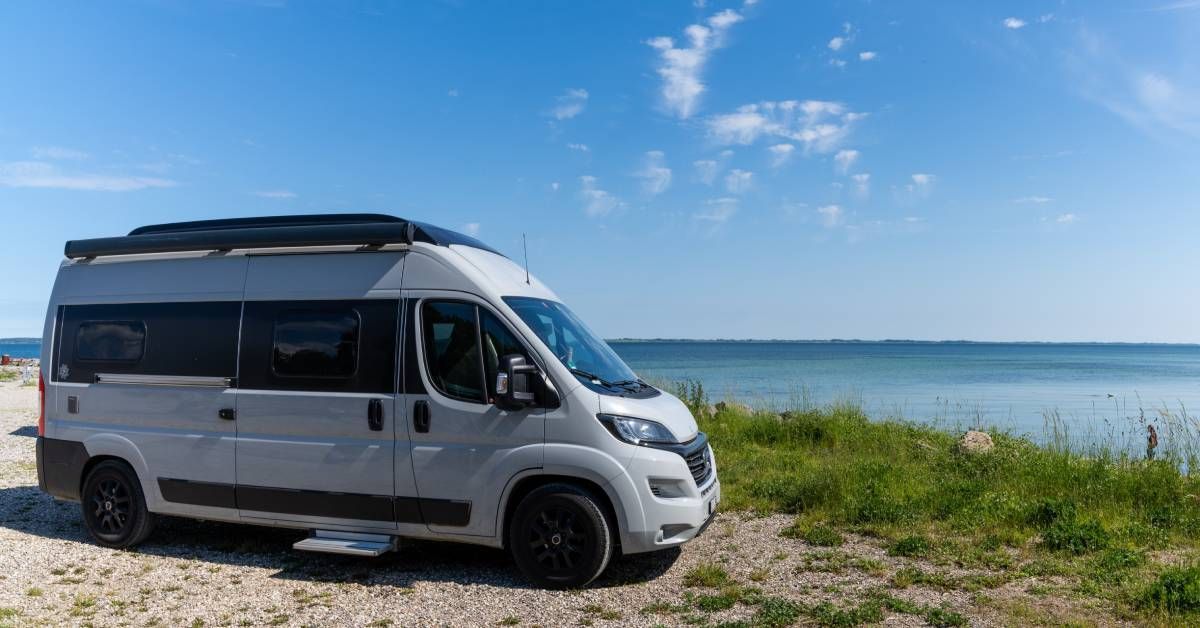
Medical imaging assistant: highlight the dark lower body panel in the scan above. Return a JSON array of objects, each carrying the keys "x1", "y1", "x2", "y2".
[
  {"x1": 36, "y1": 437, "x2": 89, "y2": 501},
  {"x1": 157, "y1": 478, "x2": 471, "y2": 526},
  {"x1": 35, "y1": 436, "x2": 472, "y2": 527}
]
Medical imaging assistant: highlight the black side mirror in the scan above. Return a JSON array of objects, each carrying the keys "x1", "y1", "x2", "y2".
[{"x1": 495, "y1": 354, "x2": 537, "y2": 411}]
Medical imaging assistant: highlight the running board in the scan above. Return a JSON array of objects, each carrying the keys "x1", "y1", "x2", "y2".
[{"x1": 293, "y1": 530, "x2": 397, "y2": 557}]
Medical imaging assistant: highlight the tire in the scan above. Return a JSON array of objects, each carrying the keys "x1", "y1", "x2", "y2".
[
  {"x1": 508, "y1": 483, "x2": 614, "y2": 589},
  {"x1": 80, "y1": 460, "x2": 155, "y2": 549}
]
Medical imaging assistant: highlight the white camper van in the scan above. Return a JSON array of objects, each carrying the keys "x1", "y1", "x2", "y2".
[{"x1": 35, "y1": 214, "x2": 719, "y2": 588}]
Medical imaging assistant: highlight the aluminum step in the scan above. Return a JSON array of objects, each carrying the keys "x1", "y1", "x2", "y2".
[{"x1": 293, "y1": 530, "x2": 397, "y2": 557}]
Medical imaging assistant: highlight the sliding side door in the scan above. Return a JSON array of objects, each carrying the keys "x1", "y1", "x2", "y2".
[{"x1": 234, "y1": 253, "x2": 405, "y2": 530}]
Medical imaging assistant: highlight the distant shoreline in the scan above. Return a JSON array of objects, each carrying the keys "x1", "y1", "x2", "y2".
[{"x1": 606, "y1": 338, "x2": 1200, "y2": 346}]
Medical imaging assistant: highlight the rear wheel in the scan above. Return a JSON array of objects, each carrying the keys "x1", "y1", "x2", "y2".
[
  {"x1": 81, "y1": 460, "x2": 155, "y2": 549},
  {"x1": 508, "y1": 483, "x2": 613, "y2": 589}
]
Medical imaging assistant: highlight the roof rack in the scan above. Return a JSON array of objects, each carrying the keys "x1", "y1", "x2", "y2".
[{"x1": 63, "y1": 214, "x2": 503, "y2": 259}]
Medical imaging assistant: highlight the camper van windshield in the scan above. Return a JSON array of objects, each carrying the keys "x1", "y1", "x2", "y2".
[{"x1": 503, "y1": 297, "x2": 641, "y2": 390}]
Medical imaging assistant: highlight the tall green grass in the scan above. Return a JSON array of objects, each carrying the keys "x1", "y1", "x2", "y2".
[{"x1": 673, "y1": 381, "x2": 1200, "y2": 548}]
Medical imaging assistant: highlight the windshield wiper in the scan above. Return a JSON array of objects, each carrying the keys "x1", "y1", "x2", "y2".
[
  {"x1": 608, "y1": 378, "x2": 652, "y2": 390},
  {"x1": 569, "y1": 368, "x2": 618, "y2": 388}
]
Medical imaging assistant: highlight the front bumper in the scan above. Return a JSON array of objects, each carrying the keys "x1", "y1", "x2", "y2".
[{"x1": 617, "y1": 441, "x2": 721, "y2": 554}]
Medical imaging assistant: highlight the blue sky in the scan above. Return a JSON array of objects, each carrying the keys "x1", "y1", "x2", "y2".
[{"x1": 1, "y1": 1, "x2": 1198, "y2": 342}]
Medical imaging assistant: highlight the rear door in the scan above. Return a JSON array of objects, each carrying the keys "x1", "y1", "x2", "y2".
[
  {"x1": 234, "y1": 253, "x2": 405, "y2": 530},
  {"x1": 403, "y1": 291, "x2": 545, "y2": 537}
]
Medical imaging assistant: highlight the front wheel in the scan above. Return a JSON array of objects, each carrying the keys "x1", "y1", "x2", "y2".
[
  {"x1": 81, "y1": 460, "x2": 155, "y2": 549},
  {"x1": 508, "y1": 484, "x2": 613, "y2": 589}
]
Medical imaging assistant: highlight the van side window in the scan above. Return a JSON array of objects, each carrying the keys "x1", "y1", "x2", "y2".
[
  {"x1": 239, "y1": 300, "x2": 397, "y2": 393},
  {"x1": 56, "y1": 302, "x2": 242, "y2": 384},
  {"x1": 480, "y1": 310, "x2": 529, "y2": 402},
  {"x1": 75, "y1": 321, "x2": 146, "y2": 362},
  {"x1": 422, "y1": 301, "x2": 484, "y2": 403},
  {"x1": 272, "y1": 309, "x2": 360, "y2": 378}
]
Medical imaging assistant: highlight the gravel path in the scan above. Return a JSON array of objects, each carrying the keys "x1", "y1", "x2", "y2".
[{"x1": 0, "y1": 373, "x2": 1110, "y2": 626}]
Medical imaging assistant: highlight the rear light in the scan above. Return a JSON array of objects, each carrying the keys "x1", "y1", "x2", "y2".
[{"x1": 38, "y1": 370, "x2": 45, "y2": 437}]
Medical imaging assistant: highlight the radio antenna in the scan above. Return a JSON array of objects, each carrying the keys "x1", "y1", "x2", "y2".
[{"x1": 522, "y1": 233, "x2": 531, "y2": 285}]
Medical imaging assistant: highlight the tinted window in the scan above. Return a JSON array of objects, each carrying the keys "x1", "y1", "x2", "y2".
[
  {"x1": 239, "y1": 300, "x2": 397, "y2": 394},
  {"x1": 272, "y1": 309, "x2": 360, "y2": 378},
  {"x1": 76, "y1": 321, "x2": 146, "y2": 362},
  {"x1": 56, "y1": 302, "x2": 242, "y2": 383},
  {"x1": 422, "y1": 301, "x2": 484, "y2": 402},
  {"x1": 480, "y1": 310, "x2": 528, "y2": 402}
]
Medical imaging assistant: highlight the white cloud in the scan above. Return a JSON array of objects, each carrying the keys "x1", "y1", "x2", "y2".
[
  {"x1": 767, "y1": 143, "x2": 795, "y2": 168},
  {"x1": 817, "y1": 204, "x2": 843, "y2": 228},
  {"x1": 550, "y1": 181, "x2": 560, "y2": 192},
  {"x1": 834, "y1": 149, "x2": 859, "y2": 174},
  {"x1": 647, "y1": 8, "x2": 746, "y2": 119},
  {"x1": 1038, "y1": 13, "x2": 1055, "y2": 23},
  {"x1": 694, "y1": 197, "x2": 738, "y2": 223},
  {"x1": 1003, "y1": 17, "x2": 1027, "y2": 29},
  {"x1": 636, "y1": 150, "x2": 673, "y2": 196},
  {"x1": 547, "y1": 88, "x2": 589, "y2": 120},
  {"x1": 830, "y1": 59, "x2": 847, "y2": 69},
  {"x1": 1069, "y1": 30, "x2": 1200, "y2": 140},
  {"x1": 580, "y1": 175, "x2": 622, "y2": 216},
  {"x1": 724, "y1": 168, "x2": 753, "y2": 193},
  {"x1": 255, "y1": 190, "x2": 296, "y2": 199},
  {"x1": 828, "y1": 36, "x2": 846, "y2": 51},
  {"x1": 462, "y1": 222, "x2": 480, "y2": 236},
  {"x1": 0, "y1": 161, "x2": 176, "y2": 192},
  {"x1": 32, "y1": 146, "x2": 89, "y2": 160},
  {"x1": 707, "y1": 100, "x2": 863, "y2": 154},
  {"x1": 1056, "y1": 213, "x2": 1078, "y2": 224},
  {"x1": 567, "y1": 143, "x2": 590, "y2": 152},
  {"x1": 851, "y1": 173, "x2": 870, "y2": 197},
  {"x1": 911, "y1": 173, "x2": 935, "y2": 187},
  {"x1": 1014, "y1": 195, "x2": 1052, "y2": 204},
  {"x1": 858, "y1": 51, "x2": 877, "y2": 61},
  {"x1": 694, "y1": 159, "x2": 719, "y2": 185},
  {"x1": 447, "y1": 88, "x2": 459, "y2": 97}
]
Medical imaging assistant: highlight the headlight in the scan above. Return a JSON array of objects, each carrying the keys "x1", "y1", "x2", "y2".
[{"x1": 597, "y1": 413, "x2": 677, "y2": 445}]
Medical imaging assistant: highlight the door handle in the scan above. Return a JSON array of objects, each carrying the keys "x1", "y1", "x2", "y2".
[
  {"x1": 368, "y1": 399, "x2": 384, "y2": 431},
  {"x1": 413, "y1": 400, "x2": 430, "y2": 433},
  {"x1": 218, "y1": 408, "x2": 236, "y2": 421}
]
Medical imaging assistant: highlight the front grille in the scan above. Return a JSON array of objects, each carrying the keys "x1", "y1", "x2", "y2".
[
  {"x1": 685, "y1": 446, "x2": 712, "y2": 487},
  {"x1": 646, "y1": 431, "x2": 714, "y2": 488}
]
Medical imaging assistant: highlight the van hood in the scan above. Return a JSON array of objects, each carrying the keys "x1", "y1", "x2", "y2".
[{"x1": 598, "y1": 390, "x2": 699, "y2": 443}]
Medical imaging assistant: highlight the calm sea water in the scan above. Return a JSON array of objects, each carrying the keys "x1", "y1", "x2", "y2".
[
  {"x1": 611, "y1": 341, "x2": 1200, "y2": 439},
  {"x1": 0, "y1": 343, "x2": 40, "y2": 359}
]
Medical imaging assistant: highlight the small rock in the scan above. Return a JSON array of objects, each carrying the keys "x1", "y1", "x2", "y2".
[
  {"x1": 958, "y1": 430, "x2": 994, "y2": 454},
  {"x1": 715, "y1": 401, "x2": 753, "y2": 415}
]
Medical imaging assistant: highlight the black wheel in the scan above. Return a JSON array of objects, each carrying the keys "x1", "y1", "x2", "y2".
[
  {"x1": 508, "y1": 483, "x2": 613, "y2": 589},
  {"x1": 80, "y1": 460, "x2": 155, "y2": 549}
]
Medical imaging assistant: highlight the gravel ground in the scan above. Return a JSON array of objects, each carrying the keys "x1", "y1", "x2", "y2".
[{"x1": 0, "y1": 373, "x2": 1113, "y2": 627}]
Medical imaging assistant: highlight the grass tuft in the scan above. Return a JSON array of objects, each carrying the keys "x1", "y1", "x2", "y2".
[
  {"x1": 683, "y1": 563, "x2": 732, "y2": 588},
  {"x1": 1137, "y1": 563, "x2": 1200, "y2": 614},
  {"x1": 888, "y1": 535, "x2": 932, "y2": 558}
]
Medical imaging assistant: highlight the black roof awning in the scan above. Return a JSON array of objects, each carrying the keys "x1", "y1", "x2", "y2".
[{"x1": 63, "y1": 214, "x2": 503, "y2": 259}]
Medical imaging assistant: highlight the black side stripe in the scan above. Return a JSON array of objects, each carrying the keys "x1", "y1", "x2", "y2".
[
  {"x1": 157, "y1": 478, "x2": 469, "y2": 526},
  {"x1": 158, "y1": 478, "x2": 237, "y2": 509}
]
